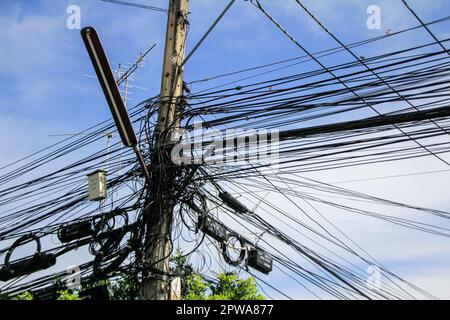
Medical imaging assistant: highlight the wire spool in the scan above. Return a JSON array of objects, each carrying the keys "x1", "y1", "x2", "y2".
[
  {"x1": 93, "y1": 245, "x2": 131, "y2": 277},
  {"x1": 0, "y1": 234, "x2": 56, "y2": 282},
  {"x1": 5, "y1": 234, "x2": 41, "y2": 273},
  {"x1": 184, "y1": 192, "x2": 208, "y2": 216},
  {"x1": 94, "y1": 208, "x2": 130, "y2": 234},
  {"x1": 89, "y1": 228, "x2": 126, "y2": 257},
  {"x1": 194, "y1": 193, "x2": 208, "y2": 214},
  {"x1": 221, "y1": 233, "x2": 247, "y2": 266},
  {"x1": 93, "y1": 225, "x2": 138, "y2": 276},
  {"x1": 89, "y1": 209, "x2": 129, "y2": 255}
]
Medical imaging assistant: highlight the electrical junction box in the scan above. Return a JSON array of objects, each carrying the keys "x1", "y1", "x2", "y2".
[
  {"x1": 198, "y1": 215, "x2": 228, "y2": 242},
  {"x1": 58, "y1": 220, "x2": 93, "y2": 243},
  {"x1": 248, "y1": 247, "x2": 273, "y2": 274},
  {"x1": 33, "y1": 286, "x2": 58, "y2": 301},
  {"x1": 87, "y1": 170, "x2": 107, "y2": 201}
]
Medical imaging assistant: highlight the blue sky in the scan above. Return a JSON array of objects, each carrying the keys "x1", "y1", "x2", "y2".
[
  {"x1": 1, "y1": 0, "x2": 450, "y2": 299},
  {"x1": 0, "y1": 0, "x2": 448, "y2": 152}
]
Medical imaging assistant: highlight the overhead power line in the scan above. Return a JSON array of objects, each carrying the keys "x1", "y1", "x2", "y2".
[
  {"x1": 181, "y1": 0, "x2": 237, "y2": 69},
  {"x1": 252, "y1": 0, "x2": 450, "y2": 167},
  {"x1": 100, "y1": 0, "x2": 168, "y2": 13},
  {"x1": 401, "y1": 0, "x2": 449, "y2": 56}
]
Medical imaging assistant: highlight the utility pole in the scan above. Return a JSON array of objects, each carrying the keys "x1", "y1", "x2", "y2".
[{"x1": 141, "y1": 0, "x2": 189, "y2": 300}]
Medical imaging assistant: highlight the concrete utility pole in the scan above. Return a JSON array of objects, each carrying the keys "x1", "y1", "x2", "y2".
[{"x1": 141, "y1": 0, "x2": 189, "y2": 300}]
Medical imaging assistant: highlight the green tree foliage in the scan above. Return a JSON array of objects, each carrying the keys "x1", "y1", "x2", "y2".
[
  {"x1": 10, "y1": 289, "x2": 82, "y2": 300},
  {"x1": 7, "y1": 249, "x2": 264, "y2": 301},
  {"x1": 184, "y1": 274, "x2": 208, "y2": 300},
  {"x1": 210, "y1": 272, "x2": 264, "y2": 300},
  {"x1": 14, "y1": 292, "x2": 34, "y2": 300},
  {"x1": 56, "y1": 290, "x2": 82, "y2": 300},
  {"x1": 185, "y1": 272, "x2": 264, "y2": 300},
  {"x1": 108, "y1": 273, "x2": 140, "y2": 300},
  {"x1": 172, "y1": 249, "x2": 265, "y2": 300}
]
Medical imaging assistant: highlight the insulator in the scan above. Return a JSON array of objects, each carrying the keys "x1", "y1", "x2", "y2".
[{"x1": 219, "y1": 191, "x2": 249, "y2": 214}]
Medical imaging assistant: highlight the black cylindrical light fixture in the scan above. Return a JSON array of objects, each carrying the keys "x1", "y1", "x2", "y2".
[{"x1": 81, "y1": 26, "x2": 137, "y2": 148}]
